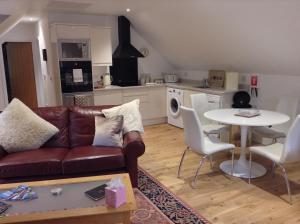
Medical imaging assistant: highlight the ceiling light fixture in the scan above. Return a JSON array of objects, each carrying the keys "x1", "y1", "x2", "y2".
[
  {"x1": 29, "y1": 17, "x2": 33, "y2": 21},
  {"x1": 126, "y1": 8, "x2": 131, "y2": 12}
]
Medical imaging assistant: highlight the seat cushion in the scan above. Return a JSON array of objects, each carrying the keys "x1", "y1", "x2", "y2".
[
  {"x1": 0, "y1": 148, "x2": 68, "y2": 178},
  {"x1": 252, "y1": 126, "x2": 286, "y2": 139},
  {"x1": 250, "y1": 143, "x2": 284, "y2": 163},
  {"x1": 62, "y1": 146, "x2": 125, "y2": 174},
  {"x1": 203, "y1": 124, "x2": 229, "y2": 135},
  {"x1": 203, "y1": 136, "x2": 235, "y2": 155}
]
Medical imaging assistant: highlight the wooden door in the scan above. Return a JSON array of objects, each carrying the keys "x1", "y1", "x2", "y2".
[{"x1": 3, "y1": 42, "x2": 38, "y2": 107}]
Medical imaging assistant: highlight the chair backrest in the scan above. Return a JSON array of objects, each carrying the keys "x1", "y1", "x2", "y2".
[
  {"x1": 180, "y1": 106, "x2": 206, "y2": 154},
  {"x1": 281, "y1": 115, "x2": 300, "y2": 163},
  {"x1": 274, "y1": 96, "x2": 299, "y2": 133},
  {"x1": 190, "y1": 93, "x2": 211, "y2": 125}
]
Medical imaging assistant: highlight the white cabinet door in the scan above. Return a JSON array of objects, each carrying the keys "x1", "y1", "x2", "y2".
[
  {"x1": 94, "y1": 90, "x2": 122, "y2": 105},
  {"x1": 94, "y1": 87, "x2": 166, "y2": 122},
  {"x1": 149, "y1": 87, "x2": 167, "y2": 118},
  {"x1": 122, "y1": 89, "x2": 150, "y2": 119},
  {"x1": 122, "y1": 87, "x2": 166, "y2": 120},
  {"x1": 183, "y1": 90, "x2": 200, "y2": 108},
  {"x1": 55, "y1": 24, "x2": 90, "y2": 39},
  {"x1": 90, "y1": 27, "x2": 112, "y2": 66}
]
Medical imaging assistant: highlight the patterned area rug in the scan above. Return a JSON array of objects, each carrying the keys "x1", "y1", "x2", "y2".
[{"x1": 132, "y1": 168, "x2": 210, "y2": 224}]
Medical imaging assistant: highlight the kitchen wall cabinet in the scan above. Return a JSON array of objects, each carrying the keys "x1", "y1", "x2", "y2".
[
  {"x1": 90, "y1": 27, "x2": 112, "y2": 66},
  {"x1": 50, "y1": 24, "x2": 113, "y2": 66},
  {"x1": 51, "y1": 24, "x2": 90, "y2": 41}
]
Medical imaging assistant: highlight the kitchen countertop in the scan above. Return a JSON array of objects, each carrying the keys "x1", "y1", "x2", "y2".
[
  {"x1": 94, "y1": 84, "x2": 165, "y2": 91},
  {"x1": 93, "y1": 82, "x2": 237, "y2": 95},
  {"x1": 165, "y1": 83, "x2": 236, "y2": 95}
]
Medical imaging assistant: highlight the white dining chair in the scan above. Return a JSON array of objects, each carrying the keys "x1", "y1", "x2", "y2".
[
  {"x1": 252, "y1": 96, "x2": 299, "y2": 143},
  {"x1": 178, "y1": 106, "x2": 236, "y2": 186},
  {"x1": 248, "y1": 115, "x2": 300, "y2": 204},
  {"x1": 190, "y1": 93, "x2": 229, "y2": 135}
]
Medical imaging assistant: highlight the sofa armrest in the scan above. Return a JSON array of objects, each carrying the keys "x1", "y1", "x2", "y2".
[
  {"x1": 123, "y1": 131, "x2": 145, "y2": 158},
  {"x1": 0, "y1": 145, "x2": 7, "y2": 159},
  {"x1": 122, "y1": 131, "x2": 145, "y2": 187}
]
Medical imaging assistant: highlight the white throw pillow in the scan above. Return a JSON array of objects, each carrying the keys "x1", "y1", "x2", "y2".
[
  {"x1": 0, "y1": 98, "x2": 59, "y2": 153},
  {"x1": 93, "y1": 115, "x2": 123, "y2": 147},
  {"x1": 102, "y1": 99, "x2": 144, "y2": 134}
]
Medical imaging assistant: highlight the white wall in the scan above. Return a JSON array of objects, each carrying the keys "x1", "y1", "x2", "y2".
[
  {"x1": 239, "y1": 73, "x2": 300, "y2": 112},
  {"x1": 36, "y1": 14, "x2": 59, "y2": 106},
  {"x1": 176, "y1": 70, "x2": 208, "y2": 82},
  {"x1": 0, "y1": 22, "x2": 45, "y2": 110},
  {"x1": 176, "y1": 69, "x2": 300, "y2": 113},
  {"x1": 131, "y1": 28, "x2": 174, "y2": 79}
]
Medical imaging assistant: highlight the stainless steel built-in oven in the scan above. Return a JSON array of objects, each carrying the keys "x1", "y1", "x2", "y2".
[
  {"x1": 58, "y1": 39, "x2": 90, "y2": 61},
  {"x1": 59, "y1": 61, "x2": 93, "y2": 93}
]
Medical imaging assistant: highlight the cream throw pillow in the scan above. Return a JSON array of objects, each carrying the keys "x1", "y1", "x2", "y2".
[
  {"x1": 0, "y1": 98, "x2": 59, "y2": 153},
  {"x1": 93, "y1": 115, "x2": 123, "y2": 147},
  {"x1": 102, "y1": 99, "x2": 144, "y2": 134}
]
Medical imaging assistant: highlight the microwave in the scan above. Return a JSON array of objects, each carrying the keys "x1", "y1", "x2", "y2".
[{"x1": 58, "y1": 39, "x2": 90, "y2": 61}]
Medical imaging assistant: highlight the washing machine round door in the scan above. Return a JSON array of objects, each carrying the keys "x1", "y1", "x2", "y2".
[{"x1": 169, "y1": 97, "x2": 181, "y2": 118}]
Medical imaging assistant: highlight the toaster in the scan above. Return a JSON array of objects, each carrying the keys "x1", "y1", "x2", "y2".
[{"x1": 164, "y1": 74, "x2": 178, "y2": 83}]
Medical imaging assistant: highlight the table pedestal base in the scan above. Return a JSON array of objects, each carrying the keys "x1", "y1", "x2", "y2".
[{"x1": 220, "y1": 159, "x2": 267, "y2": 178}]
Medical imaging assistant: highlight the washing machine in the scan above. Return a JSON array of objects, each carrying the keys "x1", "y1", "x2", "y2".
[{"x1": 167, "y1": 88, "x2": 184, "y2": 128}]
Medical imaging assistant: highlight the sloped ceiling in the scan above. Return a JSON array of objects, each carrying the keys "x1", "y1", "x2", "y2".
[
  {"x1": 0, "y1": 15, "x2": 9, "y2": 23},
  {"x1": 1, "y1": 0, "x2": 300, "y2": 75},
  {"x1": 127, "y1": 0, "x2": 300, "y2": 75}
]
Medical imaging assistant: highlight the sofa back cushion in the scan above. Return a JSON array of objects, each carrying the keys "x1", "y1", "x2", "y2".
[
  {"x1": 69, "y1": 106, "x2": 114, "y2": 148},
  {"x1": 33, "y1": 107, "x2": 69, "y2": 148}
]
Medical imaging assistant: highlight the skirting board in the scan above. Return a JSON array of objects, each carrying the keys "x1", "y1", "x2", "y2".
[{"x1": 143, "y1": 117, "x2": 167, "y2": 126}]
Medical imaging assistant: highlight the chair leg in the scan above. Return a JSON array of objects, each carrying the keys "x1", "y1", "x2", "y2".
[
  {"x1": 248, "y1": 151, "x2": 253, "y2": 184},
  {"x1": 177, "y1": 147, "x2": 189, "y2": 178},
  {"x1": 209, "y1": 155, "x2": 213, "y2": 169},
  {"x1": 271, "y1": 161, "x2": 276, "y2": 178},
  {"x1": 231, "y1": 149, "x2": 235, "y2": 175},
  {"x1": 279, "y1": 164, "x2": 292, "y2": 205},
  {"x1": 192, "y1": 155, "x2": 207, "y2": 187}
]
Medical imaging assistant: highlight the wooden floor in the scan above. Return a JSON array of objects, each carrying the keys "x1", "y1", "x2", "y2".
[{"x1": 139, "y1": 124, "x2": 300, "y2": 224}]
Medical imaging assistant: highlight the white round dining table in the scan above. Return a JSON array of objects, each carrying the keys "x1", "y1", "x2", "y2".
[{"x1": 204, "y1": 109, "x2": 290, "y2": 178}]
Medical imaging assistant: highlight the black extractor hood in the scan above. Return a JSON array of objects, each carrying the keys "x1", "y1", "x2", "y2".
[{"x1": 112, "y1": 16, "x2": 144, "y2": 58}]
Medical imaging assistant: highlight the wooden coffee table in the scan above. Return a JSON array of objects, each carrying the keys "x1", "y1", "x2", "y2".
[{"x1": 0, "y1": 173, "x2": 136, "y2": 224}]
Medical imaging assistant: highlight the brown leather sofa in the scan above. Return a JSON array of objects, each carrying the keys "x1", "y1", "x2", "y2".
[{"x1": 0, "y1": 106, "x2": 145, "y2": 187}]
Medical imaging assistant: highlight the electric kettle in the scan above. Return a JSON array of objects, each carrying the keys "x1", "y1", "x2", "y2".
[{"x1": 103, "y1": 67, "x2": 112, "y2": 87}]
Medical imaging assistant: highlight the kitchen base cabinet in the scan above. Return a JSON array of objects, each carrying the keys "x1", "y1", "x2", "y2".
[
  {"x1": 94, "y1": 90, "x2": 122, "y2": 106},
  {"x1": 93, "y1": 86, "x2": 167, "y2": 126},
  {"x1": 123, "y1": 87, "x2": 166, "y2": 125},
  {"x1": 183, "y1": 90, "x2": 200, "y2": 108}
]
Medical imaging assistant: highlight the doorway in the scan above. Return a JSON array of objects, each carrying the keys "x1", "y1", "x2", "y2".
[{"x1": 2, "y1": 42, "x2": 38, "y2": 108}]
